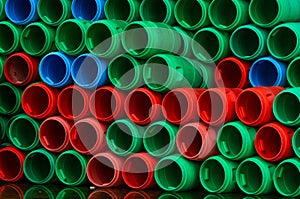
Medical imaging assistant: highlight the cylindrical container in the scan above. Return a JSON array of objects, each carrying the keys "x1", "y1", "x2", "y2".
[
  {"x1": 249, "y1": 57, "x2": 287, "y2": 87},
  {"x1": 104, "y1": 0, "x2": 140, "y2": 22},
  {"x1": 236, "y1": 87, "x2": 285, "y2": 126},
  {"x1": 140, "y1": 0, "x2": 176, "y2": 25},
  {"x1": 197, "y1": 88, "x2": 242, "y2": 126},
  {"x1": 293, "y1": 127, "x2": 300, "y2": 158},
  {"x1": 55, "y1": 19, "x2": 90, "y2": 56},
  {"x1": 0, "y1": 146, "x2": 25, "y2": 182},
  {"x1": 57, "y1": 187, "x2": 89, "y2": 199},
  {"x1": 57, "y1": 85, "x2": 90, "y2": 120},
  {"x1": 273, "y1": 88, "x2": 300, "y2": 126},
  {"x1": 273, "y1": 158, "x2": 300, "y2": 197},
  {"x1": 0, "y1": 56, "x2": 6, "y2": 82},
  {"x1": 20, "y1": 22, "x2": 56, "y2": 56},
  {"x1": 172, "y1": 26, "x2": 194, "y2": 58},
  {"x1": 23, "y1": 149, "x2": 57, "y2": 184},
  {"x1": 0, "y1": 21, "x2": 22, "y2": 55},
  {"x1": 89, "y1": 86, "x2": 126, "y2": 123},
  {"x1": 143, "y1": 121, "x2": 178, "y2": 157},
  {"x1": 192, "y1": 27, "x2": 230, "y2": 63},
  {"x1": 122, "y1": 153, "x2": 157, "y2": 189},
  {"x1": 176, "y1": 122, "x2": 218, "y2": 161},
  {"x1": 4, "y1": 52, "x2": 39, "y2": 86},
  {"x1": 39, "y1": 116, "x2": 72, "y2": 153},
  {"x1": 217, "y1": 121, "x2": 256, "y2": 160},
  {"x1": 155, "y1": 155, "x2": 200, "y2": 191},
  {"x1": 106, "y1": 119, "x2": 143, "y2": 156},
  {"x1": 208, "y1": 0, "x2": 249, "y2": 31},
  {"x1": 0, "y1": 82, "x2": 22, "y2": 115},
  {"x1": 37, "y1": 0, "x2": 72, "y2": 26},
  {"x1": 39, "y1": 52, "x2": 74, "y2": 88},
  {"x1": 86, "y1": 20, "x2": 128, "y2": 58},
  {"x1": 200, "y1": 156, "x2": 239, "y2": 193},
  {"x1": 71, "y1": 53, "x2": 108, "y2": 89},
  {"x1": 230, "y1": 25, "x2": 268, "y2": 60},
  {"x1": 21, "y1": 83, "x2": 59, "y2": 119},
  {"x1": 108, "y1": 54, "x2": 144, "y2": 90},
  {"x1": 69, "y1": 118, "x2": 107, "y2": 155},
  {"x1": 214, "y1": 57, "x2": 251, "y2": 88},
  {"x1": 125, "y1": 88, "x2": 162, "y2": 125},
  {"x1": 249, "y1": 0, "x2": 300, "y2": 28},
  {"x1": 0, "y1": 0, "x2": 5, "y2": 20},
  {"x1": 55, "y1": 150, "x2": 88, "y2": 186},
  {"x1": 255, "y1": 122, "x2": 294, "y2": 162},
  {"x1": 24, "y1": 185, "x2": 59, "y2": 199},
  {"x1": 5, "y1": 0, "x2": 38, "y2": 25},
  {"x1": 122, "y1": 21, "x2": 181, "y2": 59},
  {"x1": 87, "y1": 153, "x2": 123, "y2": 188},
  {"x1": 7, "y1": 114, "x2": 40, "y2": 151},
  {"x1": 162, "y1": 88, "x2": 205, "y2": 125},
  {"x1": 287, "y1": 57, "x2": 300, "y2": 87},
  {"x1": 143, "y1": 54, "x2": 202, "y2": 93},
  {"x1": 268, "y1": 23, "x2": 300, "y2": 61},
  {"x1": 174, "y1": 0, "x2": 210, "y2": 30},
  {"x1": 71, "y1": 0, "x2": 105, "y2": 21},
  {"x1": 236, "y1": 157, "x2": 276, "y2": 195}
]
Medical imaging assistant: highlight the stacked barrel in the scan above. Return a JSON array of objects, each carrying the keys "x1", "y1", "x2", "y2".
[{"x1": 0, "y1": 0, "x2": 299, "y2": 197}]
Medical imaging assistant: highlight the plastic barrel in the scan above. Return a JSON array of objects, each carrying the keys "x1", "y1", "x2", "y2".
[
  {"x1": 249, "y1": 0, "x2": 300, "y2": 28},
  {"x1": 214, "y1": 57, "x2": 251, "y2": 88},
  {"x1": 55, "y1": 19, "x2": 90, "y2": 56},
  {"x1": 71, "y1": 0, "x2": 105, "y2": 21},
  {"x1": 104, "y1": 0, "x2": 140, "y2": 22},
  {"x1": 39, "y1": 52, "x2": 74, "y2": 88},
  {"x1": 249, "y1": 56, "x2": 287, "y2": 87},
  {"x1": 273, "y1": 88, "x2": 300, "y2": 126},
  {"x1": 0, "y1": 21, "x2": 22, "y2": 55},
  {"x1": 155, "y1": 155, "x2": 200, "y2": 191},
  {"x1": 267, "y1": 23, "x2": 300, "y2": 61},
  {"x1": 23, "y1": 149, "x2": 57, "y2": 184},
  {"x1": 0, "y1": 82, "x2": 22, "y2": 115},
  {"x1": 57, "y1": 85, "x2": 90, "y2": 120},
  {"x1": 0, "y1": 146, "x2": 25, "y2": 182},
  {"x1": 21, "y1": 83, "x2": 59, "y2": 119},
  {"x1": 7, "y1": 114, "x2": 40, "y2": 151},
  {"x1": 236, "y1": 87, "x2": 285, "y2": 126},
  {"x1": 293, "y1": 127, "x2": 300, "y2": 158},
  {"x1": 143, "y1": 54, "x2": 202, "y2": 93},
  {"x1": 143, "y1": 121, "x2": 178, "y2": 157},
  {"x1": 197, "y1": 88, "x2": 242, "y2": 126},
  {"x1": 236, "y1": 157, "x2": 276, "y2": 195},
  {"x1": 192, "y1": 27, "x2": 230, "y2": 63},
  {"x1": 287, "y1": 57, "x2": 300, "y2": 87},
  {"x1": 4, "y1": 52, "x2": 39, "y2": 86},
  {"x1": 122, "y1": 21, "x2": 181, "y2": 59},
  {"x1": 89, "y1": 86, "x2": 126, "y2": 123},
  {"x1": 230, "y1": 25, "x2": 268, "y2": 60},
  {"x1": 37, "y1": 0, "x2": 72, "y2": 26},
  {"x1": 273, "y1": 158, "x2": 300, "y2": 197},
  {"x1": 217, "y1": 121, "x2": 256, "y2": 160},
  {"x1": 255, "y1": 122, "x2": 294, "y2": 162},
  {"x1": 108, "y1": 54, "x2": 144, "y2": 90},
  {"x1": 71, "y1": 53, "x2": 109, "y2": 89},
  {"x1": 176, "y1": 122, "x2": 219, "y2": 161},
  {"x1": 200, "y1": 156, "x2": 239, "y2": 193},
  {"x1": 87, "y1": 153, "x2": 123, "y2": 188},
  {"x1": 174, "y1": 0, "x2": 210, "y2": 30},
  {"x1": 208, "y1": 0, "x2": 249, "y2": 31},
  {"x1": 69, "y1": 118, "x2": 107, "y2": 155},
  {"x1": 124, "y1": 88, "x2": 163, "y2": 125},
  {"x1": 140, "y1": 0, "x2": 176, "y2": 25},
  {"x1": 39, "y1": 116, "x2": 72, "y2": 153},
  {"x1": 106, "y1": 119, "x2": 144, "y2": 156},
  {"x1": 5, "y1": 0, "x2": 38, "y2": 25},
  {"x1": 55, "y1": 150, "x2": 88, "y2": 186},
  {"x1": 86, "y1": 19, "x2": 128, "y2": 58},
  {"x1": 122, "y1": 153, "x2": 157, "y2": 189}
]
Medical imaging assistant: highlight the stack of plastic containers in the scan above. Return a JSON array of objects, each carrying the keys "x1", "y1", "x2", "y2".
[{"x1": 0, "y1": 0, "x2": 299, "y2": 198}]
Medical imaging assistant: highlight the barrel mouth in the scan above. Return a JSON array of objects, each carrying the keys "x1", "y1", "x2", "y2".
[
  {"x1": 287, "y1": 58, "x2": 300, "y2": 87},
  {"x1": 249, "y1": 0, "x2": 279, "y2": 26},
  {"x1": 5, "y1": 0, "x2": 36, "y2": 25},
  {"x1": 72, "y1": 0, "x2": 101, "y2": 21},
  {"x1": 0, "y1": 22, "x2": 18, "y2": 54},
  {"x1": 140, "y1": 0, "x2": 168, "y2": 22},
  {"x1": 38, "y1": 0, "x2": 65, "y2": 25},
  {"x1": 0, "y1": 83, "x2": 19, "y2": 115},
  {"x1": 0, "y1": 148, "x2": 23, "y2": 182},
  {"x1": 4, "y1": 54, "x2": 30, "y2": 85},
  {"x1": 104, "y1": 0, "x2": 131, "y2": 21},
  {"x1": 293, "y1": 129, "x2": 300, "y2": 158}
]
